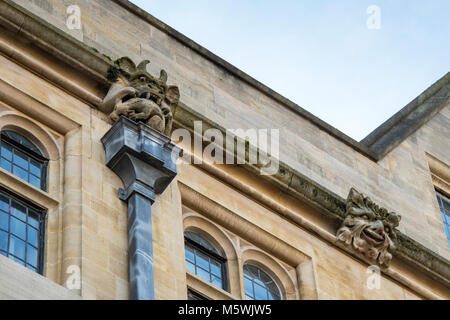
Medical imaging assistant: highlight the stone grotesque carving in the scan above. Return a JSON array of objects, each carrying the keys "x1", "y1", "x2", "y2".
[
  {"x1": 337, "y1": 188, "x2": 401, "y2": 267},
  {"x1": 101, "y1": 57, "x2": 180, "y2": 136}
]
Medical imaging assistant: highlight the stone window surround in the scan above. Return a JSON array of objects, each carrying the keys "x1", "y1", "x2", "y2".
[
  {"x1": 427, "y1": 153, "x2": 450, "y2": 197},
  {"x1": 0, "y1": 79, "x2": 81, "y2": 294},
  {"x1": 0, "y1": 110, "x2": 60, "y2": 274},
  {"x1": 183, "y1": 209, "x2": 299, "y2": 300},
  {"x1": 427, "y1": 153, "x2": 450, "y2": 245}
]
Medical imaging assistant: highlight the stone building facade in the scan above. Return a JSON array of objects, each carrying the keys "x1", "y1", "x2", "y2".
[{"x1": 0, "y1": 0, "x2": 448, "y2": 300}]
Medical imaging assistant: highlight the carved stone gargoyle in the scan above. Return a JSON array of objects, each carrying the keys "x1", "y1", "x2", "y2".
[
  {"x1": 100, "y1": 57, "x2": 180, "y2": 136},
  {"x1": 337, "y1": 188, "x2": 401, "y2": 267}
]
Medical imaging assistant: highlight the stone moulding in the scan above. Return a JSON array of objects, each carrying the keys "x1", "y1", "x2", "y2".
[
  {"x1": 337, "y1": 188, "x2": 401, "y2": 267},
  {"x1": 172, "y1": 102, "x2": 450, "y2": 289}
]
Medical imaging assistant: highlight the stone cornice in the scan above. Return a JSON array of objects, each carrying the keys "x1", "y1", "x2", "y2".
[
  {"x1": 0, "y1": 0, "x2": 112, "y2": 105},
  {"x1": 172, "y1": 101, "x2": 450, "y2": 289},
  {"x1": 2, "y1": 0, "x2": 449, "y2": 163},
  {"x1": 179, "y1": 182, "x2": 445, "y2": 299},
  {"x1": 113, "y1": 0, "x2": 449, "y2": 161},
  {"x1": 111, "y1": 0, "x2": 380, "y2": 160}
]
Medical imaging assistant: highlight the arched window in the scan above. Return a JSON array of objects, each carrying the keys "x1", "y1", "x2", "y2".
[
  {"x1": 243, "y1": 264, "x2": 281, "y2": 300},
  {"x1": 184, "y1": 231, "x2": 227, "y2": 290},
  {"x1": 0, "y1": 130, "x2": 48, "y2": 190}
]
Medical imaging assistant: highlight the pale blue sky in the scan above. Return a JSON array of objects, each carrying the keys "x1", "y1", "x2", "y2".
[{"x1": 130, "y1": 0, "x2": 450, "y2": 141}]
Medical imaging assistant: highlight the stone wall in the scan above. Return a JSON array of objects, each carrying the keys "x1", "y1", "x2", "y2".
[
  {"x1": 10, "y1": 0, "x2": 449, "y2": 258},
  {"x1": 0, "y1": 0, "x2": 448, "y2": 300},
  {"x1": 0, "y1": 255, "x2": 80, "y2": 299}
]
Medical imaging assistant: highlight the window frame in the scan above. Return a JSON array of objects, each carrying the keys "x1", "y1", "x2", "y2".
[
  {"x1": 184, "y1": 234, "x2": 228, "y2": 292},
  {"x1": 0, "y1": 131, "x2": 49, "y2": 191},
  {"x1": 0, "y1": 186, "x2": 46, "y2": 274},
  {"x1": 187, "y1": 288, "x2": 209, "y2": 300},
  {"x1": 436, "y1": 190, "x2": 450, "y2": 247},
  {"x1": 243, "y1": 263, "x2": 282, "y2": 300}
]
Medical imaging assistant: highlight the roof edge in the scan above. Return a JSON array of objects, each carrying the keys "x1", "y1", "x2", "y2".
[
  {"x1": 111, "y1": 0, "x2": 379, "y2": 160},
  {"x1": 2, "y1": 0, "x2": 448, "y2": 163},
  {"x1": 361, "y1": 72, "x2": 450, "y2": 158},
  {"x1": 112, "y1": 0, "x2": 450, "y2": 162}
]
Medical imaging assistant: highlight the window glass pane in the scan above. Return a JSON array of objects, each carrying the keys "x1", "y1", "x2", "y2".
[
  {"x1": 1, "y1": 133, "x2": 47, "y2": 191},
  {"x1": 437, "y1": 192, "x2": 450, "y2": 247},
  {"x1": 0, "y1": 158, "x2": 11, "y2": 172},
  {"x1": 267, "y1": 283, "x2": 280, "y2": 297},
  {"x1": 195, "y1": 251, "x2": 210, "y2": 271},
  {"x1": 196, "y1": 267, "x2": 211, "y2": 282},
  {"x1": 29, "y1": 159, "x2": 41, "y2": 176},
  {"x1": 13, "y1": 150, "x2": 28, "y2": 170},
  {"x1": 253, "y1": 277, "x2": 265, "y2": 287},
  {"x1": 0, "y1": 210, "x2": 8, "y2": 231},
  {"x1": 1, "y1": 144, "x2": 12, "y2": 161},
  {"x1": 10, "y1": 217, "x2": 26, "y2": 240},
  {"x1": 26, "y1": 245, "x2": 38, "y2": 267},
  {"x1": 29, "y1": 175, "x2": 41, "y2": 189},
  {"x1": 211, "y1": 275, "x2": 223, "y2": 289},
  {"x1": 185, "y1": 246, "x2": 195, "y2": 263},
  {"x1": 254, "y1": 283, "x2": 268, "y2": 300},
  {"x1": 259, "y1": 270, "x2": 272, "y2": 284},
  {"x1": 0, "y1": 194, "x2": 9, "y2": 212},
  {"x1": 445, "y1": 222, "x2": 450, "y2": 239},
  {"x1": 27, "y1": 227, "x2": 38, "y2": 247},
  {"x1": 0, "y1": 230, "x2": 7, "y2": 251},
  {"x1": 443, "y1": 198, "x2": 450, "y2": 214},
  {"x1": 184, "y1": 231, "x2": 220, "y2": 255},
  {"x1": 245, "y1": 294, "x2": 254, "y2": 300},
  {"x1": 10, "y1": 255, "x2": 25, "y2": 266},
  {"x1": 13, "y1": 165, "x2": 28, "y2": 181},
  {"x1": 210, "y1": 259, "x2": 222, "y2": 277},
  {"x1": 11, "y1": 201, "x2": 26, "y2": 221},
  {"x1": 184, "y1": 232, "x2": 226, "y2": 290},
  {"x1": 3, "y1": 131, "x2": 42, "y2": 156},
  {"x1": 4, "y1": 131, "x2": 22, "y2": 144},
  {"x1": 245, "y1": 264, "x2": 259, "y2": 279},
  {"x1": 0, "y1": 192, "x2": 43, "y2": 274},
  {"x1": 186, "y1": 261, "x2": 195, "y2": 274},
  {"x1": 244, "y1": 277, "x2": 253, "y2": 296},
  {"x1": 28, "y1": 211, "x2": 39, "y2": 229},
  {"x1": 9, "y1": 235, "x2": 26, "y2": 260}
]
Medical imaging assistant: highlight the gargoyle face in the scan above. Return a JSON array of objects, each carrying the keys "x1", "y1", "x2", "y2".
[
  {"x1": 338, "y1": 214, "x2": 394, "y2": 266},
  {"x1": 346, "y1": 213, "x2": 392, "y2": 242},
  {"x1": 361, "y1": 219, "x2": 389, "y2": 246},
  {"x1": 129, "y1": 73, "x2": 166, "y2": 106},
  {"x1": 337, "y1": 188, "x2": 401, "y2": 267}
]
